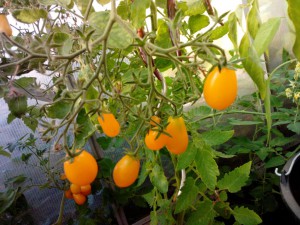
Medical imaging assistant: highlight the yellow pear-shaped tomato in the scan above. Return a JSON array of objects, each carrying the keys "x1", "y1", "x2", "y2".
[
  {"x1": 165, "y1": 116, "x2": 188, "y2": 154},
  {"x1": 203, "y1": 67, "x2": 237, "y2": 110},
  {"x1": 150, "y1": 115, "x2": 161, "y2": 126},
  {"x1": 113, "y1": 155, "x2": 140, "y2": 188},
  {"x1": 98, "y1": 113, "x2": 120, "y2": 137},
  {"x1": 0, "y1": 14, "x2": 12, "y2": 36},
  {"x1": 145, "y1": 128, "x2": 168, "y2": 151}
]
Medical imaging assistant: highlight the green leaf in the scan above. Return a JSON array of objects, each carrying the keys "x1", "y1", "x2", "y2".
[
  {"x1": 96, "y1": 136, "x2": 112, "y2": 150},
  {"x1": 130, "y1": 0, "x2": 151, "y2": 28},
  {"x1": 74, "y1": 109, "x2": 96, "y2": 149},
  {"x1": 0, "y1": 146, "x2": 10, "y2": 158},
  {"x1": 188, "y1": 14, "x2": 209, "y2": 34},
  {"x1": 287, "y1": 0, "x2": 300, "y2": 61},
  {"x1": 247, "y1": 0, "x2": 261, "y2": 39},
  {"x1": 98, "y1": 158, "x2": 114, "y2": 178},
  {"x1": 178, "y1": 0, "x2": 206, "y2": 16},
  {"x1": 150, "y1": 164, "x2": 168, "y2": 194},
  {"x1": 117, "y1": 1, "x2": 130, "y2": 20},
  {"x1": 88, "y1": 11, "x2": 133, "y2": 49},
  {"x1": 74, "y1": 0, "x2": 94, "y2": 15},
  {"x1": 174, "y1": 177, "x2": 199, "y2": 214},
  {"x1": 208, "y1": 22, "x2": 229, "y2": 40},
  {"x1": 239, "y1": 33, "x2": 266, "y2": 99},
  {"x1": 186, "y1": 200, "x2": 216, "y2": 225},
  {"x1": 14, "y1": 77, "x2": 36, "y2": 89},
  {"x1": 4, "y1": 95, "x2": 27, "y2": 118},
  {"x1": 287, "y1": 122, "x2": 300, "y2": 134},
  {"x1": 217, "y1": 161, "x2": 252, "y2": 193},
  {"x1": 265, "y1": 156, "x2": 285, "y2": 169},
  {"x1": 137, "y1": 161, "x2": 150, "y2": 186},
  {"x1": 195, "y1": 145, "x2": 219, "y2": 190},
  {"x1": 12, "y1": 8, "x2": 47, "y2": 24},
  {"x1": 143, "y1": 188, "x2": 156, "y2": 207},
  {"x1": 176, "y1": 142, "x2": 197, "y2": 171},
  {"x1": 233, "y1": 206, "x2": 262, "y2": 225},
  {"x1": 0, "y1": 189, "x2": 17, "y2": 214},
  {"x1": 201, "y1": 130, "x2": 234, "y2": 146},
  {"x1": 155, "y1": 19, "x2": 173, "y2": 48},
  {"x1": 38, "y1": 0, "x2": 57, "y2": 5},
  {"x1": 253, "y1": 18, "x2": 281, "y2": 57},
  {"x1": 97, "y1": 0, "x2": 110, "y2": 5},
  {"x1": 228, "y1": 118, "x2": 263, "y2": 126},
  {"x1": 46, "y1": 100, "x2": 72, "y2": 119},
  {"x1": 228, "y1": 12, "x2": 238, "y2": 50},
  {"x1": 22, "y1": 116, "x2": 38, "y2": 132}
]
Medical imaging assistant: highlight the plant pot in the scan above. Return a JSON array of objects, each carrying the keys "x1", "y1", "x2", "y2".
[{"x1": 280, "y1": 153, "x2": 300, "y2": 221}]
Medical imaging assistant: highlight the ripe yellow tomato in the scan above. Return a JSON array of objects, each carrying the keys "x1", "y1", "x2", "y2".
[
  {"x1": 80, "y1": 184, "x2": 92, "y2": 196},
  {"x1": 73, "y1": 193, "x2": 87, "y2": 205},
  {"x1": 64, "y1": 150, "x2": 98, "y2": 186},
  {"x1": 98, "y1": 113, "x2": 120, "y2": 137},
  {"x1": 64, "y1": 189, "x2": 73, "y2": 199},
  {"x1": 0, "y1": 14, "x2": 12, "y2": 37},
  {"x1": 70, "y1": 183, "x2": 81, "y2": 194},
  {"x1": 145, "y1": 128, "x2": 168, "y2": 151},
  {"x1": 203, "y1": 67, "x2": 237, "y2": 110},
  {"x1": 150, "y1": 115, "x2": 161, "y2": 126},
  {"x1": 165, "y1": 116, "x2": 188, "y2": 154},
  {"x1": 113, "y1": 155, "x2": 140, "y2": 188}
]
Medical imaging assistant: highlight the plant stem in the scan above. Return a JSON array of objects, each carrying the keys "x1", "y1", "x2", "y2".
[{"x1": 52, "y1": 192, "x2": 65, "y2": 225}]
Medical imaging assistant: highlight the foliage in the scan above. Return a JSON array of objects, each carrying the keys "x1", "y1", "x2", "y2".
[{"x1": 0, "y1": 0, "x2": 299, "y2": 224}]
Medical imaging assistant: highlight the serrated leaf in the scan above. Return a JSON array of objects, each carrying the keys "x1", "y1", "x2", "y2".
[
  {"x1": 247, "y1": 0, "x2": 261, "y2": 39},
  {"x1": 143, "y1": 188, "x2": 155, "y2": 207},
  {"x1": 97, "y1": 0, "x2": 110, "y2": 5},
  {"x1": 12, "y1": 8, "x2": 47, "y2": 24},
  {"x1": 188, "y1": 14, "x2": 209, "y2": 34},
  {"x1": 195, "y1": 145, "x2": 219, "y2": 190},
  {"x1": 186, "y1": 200, "x2": 216, "y2": 225},
  {"x1": 174, "y1": 177, "x2": 198, "y2": 214},
  {"x1": 4, "y1": 95, "x2": 27, "y2": 118},
  {"x1": 218, "y1": 161, "x2": 252, "y2": 193},
  {"x1": 130, "y1": 0, "x2": 150, "y2": 28},
  {"x1": 88, "y1": 11, "x2": 133, "y2": 49},
  {"x1": 74, "y1": 109, "x2": 96, "y2": 149},
  {"x1": 239, "y1": 33, "x2": 266, "y2": 99},
  {"x1": 46, "y1": 100, "x2": 72, "y2": 119},
  {"x1": 287, "y1": 0, "x2": 300, "y2": 61},
  {"x1": 201, "y1": 130, "x2": 234, "y2": 146},
  {"x1": 14, "y1": 77, "x2": 36, "y2": 89},
  {"x1": 287, "y1": 122, "x2": 300, "y2": 134},
  {"x1": 155, "y1": 19, "x2": 172, "y2": 48},
  {"x1": 265, "y1": 156, "x2": 285, "y2": 169},
  {"x1": 150, "y1": 164, "x2": 168, "y2": 194},
  {"x1": 137, "y1": 161, "x2": 150, "y2": 186},
  {"x1": 178, "y1": 0, "x2": 206, "y2": 16},
  {"x1": 253, "y1": 18, "x2": 281, "y2": 57},
  {"x1": 117, "y1": 1, "x2": 130, "y2": 20},
  {"x1": 233, "y1": 206, "x2": 262, "y2": 225},
  {"x1": 22, "y1": 116, "x2": 38, "y2": 132},
  {"x1": 228, "y1": 12, "x2": 238, "y2": 50},
  {"x1": 176, "y1": 142, "x2": 196, "y2": 171},
  {"x1": 208, "y1": 22, "x2": 229, "y2": 40},
  {"x1": 0, "y1": 146, "x2": 11, "y2": 158}
]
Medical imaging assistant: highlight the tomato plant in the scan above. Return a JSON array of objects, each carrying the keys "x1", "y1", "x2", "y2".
[
  {"x1": 64, "y1": 150, "x2": 98, "y2": 186},
  {"x1": 203, "y1": 67, "x2": 237, "y2": 110},
  {"x1": 113, "y1": 155, "x2": 140, "y2": 188}
]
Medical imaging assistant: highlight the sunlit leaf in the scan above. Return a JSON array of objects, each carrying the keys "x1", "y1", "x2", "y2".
[
  {"x1": 287, "y1": 0, "x2": 300, "y2": 61},
  {"x1": 12, "y1": 8, "x2": 47, "y2": 24}
]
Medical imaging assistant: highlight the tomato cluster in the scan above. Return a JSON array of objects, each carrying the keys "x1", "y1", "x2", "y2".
[
  {"x1": 65, "y1": 183, "x2": 92, "y2": 205},
  {"x1": 144, "y1": 116, "x2": 189, "y2": 155}
]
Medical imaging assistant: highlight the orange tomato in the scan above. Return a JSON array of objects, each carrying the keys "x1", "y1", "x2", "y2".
[
  {"x1": 145, "y1": 128, "x2": 168, "y2": 151},
  {"x1": 98, "y1": 113, "x2": 120, "y2": 137},
  {"x1": 64, "y1": 150, "x2": 98, "y2": 186},
  {"x1": 203, "y1": 67, "x2": 237, "y2": 110},
  {"x1": 70, "y1": 183, "x2": 81, "y2": 194},
  {"x1": 150, "y1": 115, "x2": 161, "y2": 126},
  {"x1": 73, "y1": 193, "x2": 87, "y2": 205},
  {"x1": 80, "y1": 184, "x2": 92, "y2": 196},
  {"x1": 0, "y1": 14, "x2": 12, "y2": 37},
  {"x1": 165, "y1": 116, "x2": 188, "y2": 154},
  {"x1": 64, "y1": 189, "x2": 73, "y2": 199},
  {"x1": 113, "y1": 155, "x2": 140, "y2": 188}
]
